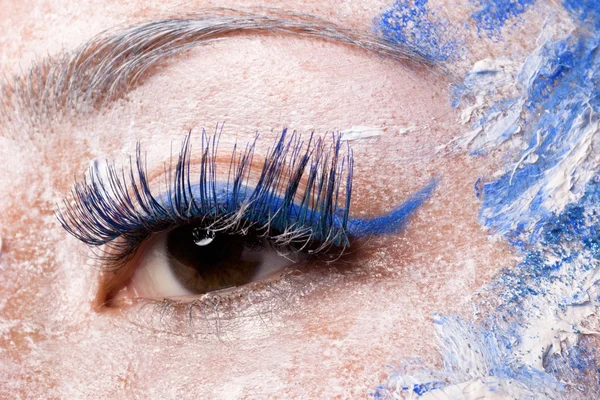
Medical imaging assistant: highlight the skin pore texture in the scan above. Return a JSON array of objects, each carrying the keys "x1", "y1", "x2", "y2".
[{"x1": 1, "y1": 0, "x2": 599, "y2": 398}]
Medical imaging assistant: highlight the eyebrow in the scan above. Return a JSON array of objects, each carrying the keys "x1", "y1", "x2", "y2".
[{"x1": 0, "y1": 8, "x2": 431, "y2": 132}]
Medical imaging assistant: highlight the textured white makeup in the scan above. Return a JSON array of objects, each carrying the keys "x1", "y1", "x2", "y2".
[{"x1": 3, "y1": 1, "x2": 594, "y2": 398}]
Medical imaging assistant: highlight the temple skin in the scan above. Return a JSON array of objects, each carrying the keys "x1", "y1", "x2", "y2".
[{"x1": 0, "y1": 0, "x2": 592, "y2": 398}]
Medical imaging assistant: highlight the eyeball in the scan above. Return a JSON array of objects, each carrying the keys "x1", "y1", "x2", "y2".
[{"x1": 111, "y1": 223, "x2": 308, "y2": 300}]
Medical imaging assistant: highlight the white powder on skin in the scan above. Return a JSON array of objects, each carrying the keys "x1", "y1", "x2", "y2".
[{"x1": 0, "y1": 1, "x2": 564, "y2": 398}]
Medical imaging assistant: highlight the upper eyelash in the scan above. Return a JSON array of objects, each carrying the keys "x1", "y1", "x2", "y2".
[{"x1": 55, "y1": 127, "x2": 354, "y2": 265}]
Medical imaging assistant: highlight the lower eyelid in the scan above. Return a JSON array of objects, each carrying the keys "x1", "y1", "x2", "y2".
[
  {"x1": 97, "y1": 242, "x2": 365, "y2": 338},
  {"x1": 105, "y1": 267, "x2": 312, "y2": 338}
]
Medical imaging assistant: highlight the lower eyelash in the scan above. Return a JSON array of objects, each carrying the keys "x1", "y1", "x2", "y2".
[
  {"x1": 56, "y1": 126, "x2": 354, "y2": 266},
  {"x1": 110, "y1": 260, "x2": 348, "y2": 339}
]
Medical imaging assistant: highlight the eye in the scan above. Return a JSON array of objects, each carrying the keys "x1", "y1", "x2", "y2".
[
  {"x1": 112, "y1": 223, "x2": 309, "y2": 300},
  {"x1": 56, "y1": 129, "x2": 357, "y2": 312},
  {"x1": 58, "y1": 130, "x2": 434, "y2": 319}
]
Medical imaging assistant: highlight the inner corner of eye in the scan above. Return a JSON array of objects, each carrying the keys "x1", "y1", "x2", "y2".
[{"x1": 103, "y1": 222, "x2": 311, "y2": 305}]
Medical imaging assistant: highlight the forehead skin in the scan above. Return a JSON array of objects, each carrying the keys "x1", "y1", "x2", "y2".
[{"x1": 0, "y1": 0, "x2": 560, "y2": 398}]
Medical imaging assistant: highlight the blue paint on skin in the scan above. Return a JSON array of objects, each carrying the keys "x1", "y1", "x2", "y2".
[
  {"x1": 346, "y1": 180, "x2": 436, "y2": 237},
  {"x1": 545, "y1": 344, "x2": 600, "y2": 383},
  {"x1": 471, "y1": 0, "x2": 536, "y2": 38},
  {"x1": 376, "y1": 0, "x2": 459, "y2": 62},
  {"x1": 474, "y1": 177, "x2": 484, "y2": 198},
  {"x1": 478, "y1": 8, "x2": 600, "y2": 234},
  {"x1": 469, "y1": 98, "x2": 522, "y2": 156},
  {"x1": 493, "y1": 178, "x2": 600, "y2": 306},
  {"x1": 374, "y1": 1, "x2": 600, "y2": 396},
  {"x1": 563, "y1": 0, "x2": 600, "y2": 30},
  {"x1": 480, "y1": 177, "x2": 600, "y2": 385},
  {"x1": 424, "y1": 0, "x2": 600, "y2": 392},
  {"x1": 412, "y1": 381, "x2": 444, "y2": 395}
]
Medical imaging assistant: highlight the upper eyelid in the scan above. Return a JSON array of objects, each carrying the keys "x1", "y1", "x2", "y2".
[
  {"x1": 1, "y1": 8, "x2": 432, "y2": 134},
  {"x1": 56, "y1": 128, "x2": 354, "y2": 265},
  {"x1": 56, "y1": 126, "x2": 437, "y2": 269}
]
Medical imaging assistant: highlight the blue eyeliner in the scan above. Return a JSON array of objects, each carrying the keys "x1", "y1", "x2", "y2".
[
  {"x1": 346, "y1": 180, "x2": 436, "y2": 237},
  {"x1": 161, "y1": 179, "x2": 435, "y2": 239},
  {"x1": 57, "y1": 128, "x2": 430, "y2": 265}
]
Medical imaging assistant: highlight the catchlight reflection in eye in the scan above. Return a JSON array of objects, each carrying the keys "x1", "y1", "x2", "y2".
[
  {"x1": 114, "y1": 224, "x2": 306, "y2": 299},
  {"x1": 58, "y1": 129, "x2": 436, "y2": 307}
]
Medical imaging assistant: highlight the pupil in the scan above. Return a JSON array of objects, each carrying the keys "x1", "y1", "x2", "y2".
[{"x1": 166, "y1": 224, "x2": 262, "y2": 294}]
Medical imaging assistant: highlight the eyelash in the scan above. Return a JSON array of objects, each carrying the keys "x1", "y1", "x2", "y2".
[{"x1": 55, "y1": 127, "x2": 354, "y2": 268}]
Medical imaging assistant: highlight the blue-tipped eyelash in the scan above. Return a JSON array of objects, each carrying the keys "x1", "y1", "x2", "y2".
[
  {"x1": 57, "y1": 128, "x2": 354, "y2": 264},
  {"x1": 57, "y1": 127, "x2": 436, "y2": 266}
]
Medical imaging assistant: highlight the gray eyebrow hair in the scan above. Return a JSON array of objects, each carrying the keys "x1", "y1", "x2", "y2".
[{"x1": 0, "y1": 8, "x2": 431, "y2": 132}]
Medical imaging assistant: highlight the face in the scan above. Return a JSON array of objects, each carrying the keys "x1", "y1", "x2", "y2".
[{"x1": 1, "y1": 0, "x2": 599, "y2": 398}]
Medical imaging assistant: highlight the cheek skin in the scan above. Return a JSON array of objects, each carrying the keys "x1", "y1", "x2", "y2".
[{"x1": 0, "y1": 2, "x2": 523, "y2": 399}]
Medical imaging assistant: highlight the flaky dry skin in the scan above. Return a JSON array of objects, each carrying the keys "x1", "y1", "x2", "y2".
[{"x1": 0, "y1": 1, "x2": 558, "y2": 398}]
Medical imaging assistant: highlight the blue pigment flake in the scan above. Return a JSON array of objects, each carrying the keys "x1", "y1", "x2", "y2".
[
  {"x1": 563, "y1": 0, "x2": 600, "y2": 31},
  {"x1": 376, "y1": 0, "x2": 459, "y2": 62},
  {"x1": 471, "y1": 0, "x2": 537, "y2": 39}
]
